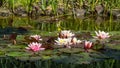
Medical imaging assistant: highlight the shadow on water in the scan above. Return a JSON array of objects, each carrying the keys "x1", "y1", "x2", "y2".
[{"x1": 0, "y1": 17, "x2": 32, "y2": 35}]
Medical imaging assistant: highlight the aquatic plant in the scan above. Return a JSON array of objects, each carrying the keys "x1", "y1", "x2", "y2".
[
  {"x1": 0, "y1": 28, "x2": 120, "y2": 68},
  {"x1": 24, "y1": 34, "x2": 42, "y2": 43},
  {"x1": 84, "y1": 41, "x2": 93, "y2": 51},
  {"x1": 71, "y1": 37, "x2": 82, "y2": 45},
  {"x1": 55, "y1": 37, "x2": 71, "y2": 46},
  {"x1": 25, "y1": 42, "x2": 45, "y2": 52},
  {"x1": 55, "y1": 30, "x2": 81, "y2": 48},
  {"x1": 59, "y1": 30, "x2": 75, "y2": 38},
  {"x1": 94, "y1": 30, "x2": 110, "y2": 40},
  {"x1": 93, "y1": 30, "x2": 110, "y2": 50},
  {"x1": 30, "y1": 35, "x2": 42, "y2": 41}
]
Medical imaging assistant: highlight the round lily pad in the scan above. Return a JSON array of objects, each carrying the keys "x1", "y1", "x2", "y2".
[{"x1": 5, "y1": 52, "x2": 31, "y2": 57}]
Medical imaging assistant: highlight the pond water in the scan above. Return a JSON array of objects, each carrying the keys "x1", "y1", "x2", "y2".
[
  {"x1": 0, "y1": 16, "x2": 120, "y2": 68},
  {"x1": 0, "y1": 16, "x2": 120, "y2": 32}
]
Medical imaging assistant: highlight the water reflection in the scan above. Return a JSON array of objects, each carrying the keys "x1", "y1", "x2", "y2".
[{"x1": 0, "y1": 16, "x2": 120, "y2": 32}]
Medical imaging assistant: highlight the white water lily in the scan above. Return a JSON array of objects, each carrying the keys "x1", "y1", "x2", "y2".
[
  {"x1": 94, "y1": 30, "x2": 110, "y2": 40},
  {"x1": 55, "y1": 37, "x2": 81, "y2": 46},
  {"x1": 55, "y1": 37, "x2": 71, "y2": 45},
  {"x1": 59, "y1": 30, "x2": 75, "y2": 38},
  {"x1": 71, "y1": 37, "x2": 82, "y2": 44},
  {"x1": 55, "y1": 30, "x2": 82, "y2": 48}
]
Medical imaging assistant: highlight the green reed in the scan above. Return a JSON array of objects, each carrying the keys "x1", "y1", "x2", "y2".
[{"x1": 1, "y1": 0, "x2": 120, "y2": 16}]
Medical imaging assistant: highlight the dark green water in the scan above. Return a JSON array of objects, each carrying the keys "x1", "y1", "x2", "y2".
[{"x1": 0, "y1": 16, "x2": 120, "y2": 32}]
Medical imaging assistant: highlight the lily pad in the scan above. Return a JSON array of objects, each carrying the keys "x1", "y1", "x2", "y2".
[
  {"x1": 106, "y1": 43, "x2": 120, "y2": 50},
  {"x1": 40, "y1": 50, "x2": 56, "y2": 56},
  {"x1": 58, "y1": 48, "x2": 84, "y2": 54},
  {"x1": 3, "y1": 48, "x2": 24, "y2": 52},
  {"x1": 41, "y1": 55, "x2": 51, "y2": 60},
  {"x1": 29, "y1": 56, "x2": 42, "y2": 61},
  {"x1": 6, "y1": 52, "x2": 31, "y2": 57},
  {"x1": 52, "y1": 45, "x2": 65, "y2": 48},
  {"x1": 89, "y1": 52, "x2": 109, "y2": 59},
  {"x1": 0, "y1": 50, "x2": 5, "y2": 55},
  {"x1": 7, "y1": 45, "x2": 26, "y2": 49},
  {"x1": 52, "y1": 53, "x2": 93, "y2": 64},
  {"x1": 15, "y1": 57, "x2": 31, "y2": 61}
]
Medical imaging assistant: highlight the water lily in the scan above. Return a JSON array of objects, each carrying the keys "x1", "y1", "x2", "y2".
[
  {"x1": 59, "y1": 30, "x2": 74, "y2": 38},
  {"x1": 84, "y1": 41, "x2": 93, "y2": 50},
  {"x1": 94, "y1": 30, "x2": 110, "y2": 40},
  {"x1": 26, "y1": 42, "x2": 45, "y2": 52},
  {"x1": 55, "y1": 37, "x2": 71, "y2": 45},
  {"x1": 55, "y1": 37, "x2": 82, "y2": 48},
  {"x1": 71, "y1": 37, "x2": 82, "y2": 45},
  {"x1": 30, "y1": 35, "x2": 42, "y2": 41}
]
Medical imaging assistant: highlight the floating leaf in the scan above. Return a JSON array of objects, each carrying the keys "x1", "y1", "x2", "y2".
[
  {"x1": 8, "y1": 45, "x2": 25, "y2": 49},
  {"x1": 41, "y1": 55, "x2": 51, "y2": 60},
  {"x1": 40, "y1": 50, "x2": 55, "y2": 56},
  {"x1": 0, "y1": 51, "x2": 5, "y2": 55},
  {"x1": 29, "y1": 57, "x2": 42, "y2": 61},
  {"x1": 15, "y1": 57, "x2": 31, "y2": 61},
  {"x1": 58, "y1": 48, "x2": 84, "y2": 54},
  {"x1": 106, "y1": 43, "x2": 120, "y2": 50},
  {"x1": 6, "y1": 52, "x2": 31, "y2": 57},
  {"x1": 89, "y1": 52, "x2": 109, "y2": 59}
]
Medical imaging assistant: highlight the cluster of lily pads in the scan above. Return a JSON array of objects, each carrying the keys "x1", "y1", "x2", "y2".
[{"x1": 25, "y1": 30, "x2": 110, "y2": 52}]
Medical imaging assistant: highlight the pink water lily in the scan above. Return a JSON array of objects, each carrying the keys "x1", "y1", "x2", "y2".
[
  {"x1": 84, "y1": 41, "x2": 93, "y2": 50},
  {"x1": 94, "y1": 31, "x2": 110, "y2": 40},
  {"x1": 59, "y1": 30, "x2": 75, "y2": 38},
  {"x1": 30, "y1": 35, "x2": 42, "y2": 41},
  {"x1": 26, "y1": 42, "x2": 45, "y2": 52}
]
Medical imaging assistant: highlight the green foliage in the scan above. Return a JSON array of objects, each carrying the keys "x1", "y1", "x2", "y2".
[{"x1": 2, "y1": 0, "x2": 120, "y2": 16}]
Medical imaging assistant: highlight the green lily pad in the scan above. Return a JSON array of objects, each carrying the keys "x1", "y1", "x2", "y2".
[
  {"x1": 40, "y1": 50, "x2": 55, "y2": 56},
  {"x1": 58, "y1": 48, "x2": 84, "y2": 54},
  {"x1": 16, "y1": 35, "x2": 24, "y2": 40},
  {"x1": 0, "y1": 51, "x2": 5, "y2": 55},
  {"x1": 3, "y1": 48, "x2": 24, "y2": 52},
  {"x1": 8, "y1": 45, "x2": 26, "y2": 49},
  {"x1": 15, "y1": 57, "x2": 31, "y2": 61},
  {"x1": 72, "y1": 53, "x2": 93, "y2": 64},
  {"x1": 89, "y1": 52, "x2": 109, "y2": 59},
  {"x1": 52, "y1": 45, "x2": 64, "y2": 48},
  {"x1": 106, "y1": 43, "x2": 120, "y2": 50},
  {"x1": 29, "y1": 56, "x2": 42, "y2": 61},
  {"x1": 52, "y1": 53, "x2": 93, "y2": 64},
  {"x1": 41, "y1": 55, "x2": 51, "y2": 60},
  {"x1": 6, "y1": 52, "x2": 31, "y2": 57}
]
